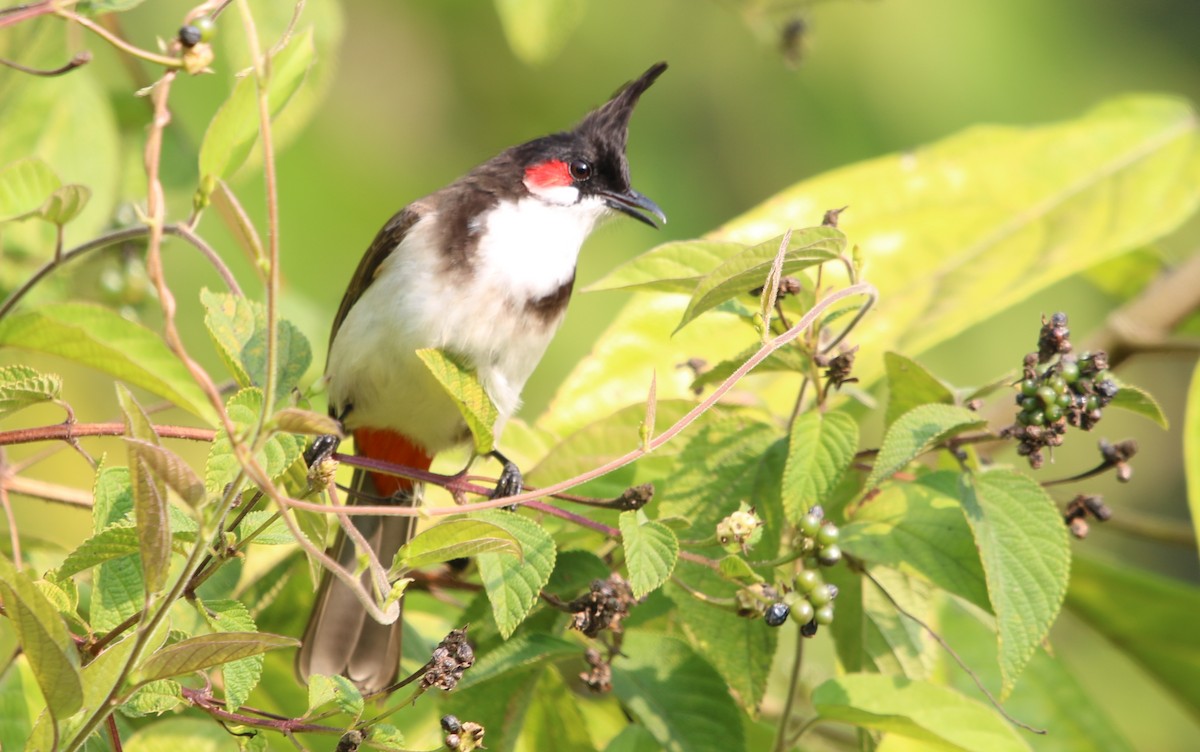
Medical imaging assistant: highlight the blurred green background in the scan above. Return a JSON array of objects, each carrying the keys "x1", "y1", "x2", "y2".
[{"x1": 4, "y1": 0, "x2": 1200, "y2": 748}]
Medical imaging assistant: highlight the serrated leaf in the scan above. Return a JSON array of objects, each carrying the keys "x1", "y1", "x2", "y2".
[
  {"x1": 415, "y1": 348, "x2": 499, "y2": 454},
  {"x1": 475, "y1": 511, "x2": 556, "y2": 638},
  {"x1": 197, "y1": 28, "x2": 315, "y2": 197},
  {"x1": 117, "y1": 386, "x2": 172, "y2": 596},
  {"x1": 38, "y1": 184, "x2": 90, "y2": 226},
  {"x1": 392, "y1": 518, "x2": 521, "y2": 575},
  {"x1": 612, "y1": 631, "x2": 745, "y2": 752},
  {"x1": 272, "y1": 406, "x2": 342, "y2": 436},
  {"x1": 0, "y1": 554, "x2": 83, "y2": 719},
  {"x1": 884, "y1": 352, "x2": 957, "y2": 428},
  {"x1": 456, "y1": 632, "x2": 578, "y2": 692},
  {"x1": 493, "y1": 0, "x2": 585, "y2": 66},
  {"x1": 782, "y1": 409, "x2": 858, "y2": 523},
  {"x1": 205, "y1": 388, "x2": 304, "y2": 495},
  {"x1": 235, "y1": 511, "x2": 293, "y2": 545},
  {"x1": 132, "y1": 632, "x2": 298, "y2": 685},
  {"x1": 121, "y1": 680, "x2": 183, "y2": 718},
  {"x1": 866, "y1": 404, "x2": 986, "y2": 490},
  {"x1": 812, "y1": 674, "x2": 1032, "y2": 751},
  {"x1": 717, "y1": 555, "x2": 761, "y2": 582},
  {"x1": 91, "y1": 467, "x2": 146, "y2": 630},
  {"x1": 587, "y1": 239, "x2": 751, "y2": 293},
  {"x1": 1108, "y1": 382, "x2": 1169, "y2": 429},
  {"x1": 667, "y1": 565, "x2": 776, "y2": 712},
  {"x1": 55, "y1": 525, "x2": 141, "y2": 579},
  {"x1": 200, "y1": 289, "x2": 313, "y2": 398},
  {"x1": 125, "y1": 438, "x2": 205, "y2": 506},
  {"x1": 0, "y1": 157, "x2": 60, "y2": 224},
  {"x1": 677, "y1": 227, "x2": 844, "y2": 331},
  {"x1": 1066, "y1": 554, "x2": 1200, "y2": 719},
  {"x1": 960, "y1": 470, "x2": 1070, "y2": 698},
  {"x1": 619, "y1": 510, "x2": 678, "y2": 598},
  {"x1": 330, "y1": 674, "x2": 364, "y2": 717},
  {"x1": 0, "y1": 364, "x2": 61, "y2": 419},
  {"x1": 0, "y1": 304, "x2": 219, "y2": 425},
  {"x1": 841, "y1": 471, "x2": 989, "y2": 611},
  {"x1": 198, "y1": 599, "x2": 261, "y2": 711}
]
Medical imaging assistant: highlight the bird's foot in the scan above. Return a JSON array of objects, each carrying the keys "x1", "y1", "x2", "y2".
[{"x1": 489, "y1": 449, "x2": 524, "y2": 505}]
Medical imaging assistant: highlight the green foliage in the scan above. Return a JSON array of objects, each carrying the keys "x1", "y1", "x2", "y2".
[{"x1": 0, "y1": 5, "x2": 1196, "y2": 750}]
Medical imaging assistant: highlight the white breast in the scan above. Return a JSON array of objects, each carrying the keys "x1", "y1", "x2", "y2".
[{"x1": 327, "y1": 197, "x2": 607, "y2": 452}]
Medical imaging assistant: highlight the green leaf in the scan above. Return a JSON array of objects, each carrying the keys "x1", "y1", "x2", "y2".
[
  {"x1": 456, "y1": 632, "x2": 579, "y2": 691},
  {"x1": 587, "y1": 238, "x2": 752, "y2": 293},
  {"x1": 782, "y1": 409, "x2": 859, "y2": 523},
  {"x1": 200, "y1": 289, "x2": 313, "y2": 398},
  {"x1": 866, "y1": 405, "x2": 986, "y2": 490},
  {"x1": 811, "y1": 673, "x2": 1032, "y2": 751},
  {"x1": 545, "y1": 549, "x2": 613, "y2": 598},
  {"x1": 475, "y1": 511, "x2": 557, "y2": 638},
  {"x1": 841, "y1": 471, "x2": 989, "y2": 611},
  {"x1": 415, "y1": 348, "x2": 499, "y2": 454},
  {"x1": 205, "y1": 388, "x2": 304, "y2": 496},
  {"x1": 960, "y1": 470, "x2": 1070, "y2": 698},
  {"x1": 38, "y1": 184, "x2": 90, "y2": 226},
  {"x1": 1108, "y1": 381, "x2": 1169, "y2": 429},
  {"x1": 132, "y1": 632, "x2": 298, "y2": 685},
  {"x1": 0, "y1": 364, "x2": 61, "y2": 419},
  {"x1": 90, "y1": 467, "x2": 145, "y2": 631},
  {"x1": 0, "y1": 157, "x2": 60, "y2": 224},
  {"x1": 1066, "y1": 553, "x2": 1200, "y2": 719},
  {"x1": 125, "y1": 438, "x2": 205, "y2": 507},
  {"x1": 1187, "y1": 359, "x2": 1200, "y2": 555},
  {"x1": 444, "y1": 663, "x2": 541, "y2": 752},
  {"x1": 884, "y1": 352, "x2": 957, "y2": 428},
  {"x1": 825, "y1": 566, "x2": 936, "y2": 679},
  {"x1": 677, "y1": 227, "x2": 845, "y2": 331},
  {"x1": 124, "y1": 717, "x2": 247, "y2": 752},
  {"x1": 117, "y1": 385, "x2": 172, "y2": 596},
  {"x1": 0, "y1": 304, "x2": 219, "y2": 425},
  {"x1": 197, "y1": 28, "x2": 315, "y2": 198},
  {"x1": 605, "y1": 725, "x2": 662, "y2": 752},
  {"x1": 493, "y1": 0, "x2": 585, "y2": 66},
  {"x1": 198, "y1": 599, "x2": 262, "y2": 711},
  {"x1": 272, "y1": 406, "x2": 342, "y2": 437},
  {"x1": 619, "y1": 510, "x2": 678, "y2": 598},
  {"x1": 121, "y1": 680, "x2": 183, "y2": 718},
  {"x1": 691, "y1": 343, "x2": 808, "y2": 391},
  {"x1": 55, "y1": 525, "x2": 140, "y2": 579},
  {"x1": 0, "y1": 554, "x2": 83, "y2": 719},
  {"x1": 667, "y1": 565, "x2": 777, "y2": 712},
  {"x1": 521, "y1": 668, "x2": 599, "y2": 752},
  {"x1": 393, "y1": 518, "x2": 522, "y2": 574},
  {"x1": 612, "y1": 631, "x2": 745, "y2": 752},
  {"x1": 78, "y1": 0, "x2": 148, "y2": 13}
]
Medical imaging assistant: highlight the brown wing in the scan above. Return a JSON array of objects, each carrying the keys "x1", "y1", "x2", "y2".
[{"x1": 327, "y1": 205, "x2": 425, "y2": 356}]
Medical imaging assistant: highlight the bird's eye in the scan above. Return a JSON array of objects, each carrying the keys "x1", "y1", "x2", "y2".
[{"x1": 568, "y1": 159, "x2": 593, "y2": 182}]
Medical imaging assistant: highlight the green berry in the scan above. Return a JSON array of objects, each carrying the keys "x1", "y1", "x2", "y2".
[
  {"x1": 1020, "y1": 397, "x2": 1039, "y2": 412},
  {"x1": 194, "y1": 16, "x2": 216, "y2": 42},
  {"x1": 1050, "y1": 375, "x2": 1067, "y2": 394},
  {"x1": 818, "y1": 544, "x2": 842, "y2": 567},
  {"x1": 809, "y1": 584, "x2": 834, "y2": 607},
  {"x1": 1056, "y1": 392, "x2": 1072, "y2": 408},
  {"x1": 1036, "y1": 386, "x2": 1057, "y2": 407},
  {"x1": 790, "y1": 599, "x2": 814, "y2": 624},
  {"x1": 1085, "y1": 395, "x2": 1099, "y2": 412},
  {"x1": 1061, "y1": 361, "x2": 1080, "y2": 384},
  {"x1": 1020, "y1": 379, "x2": 1039, "y2": 397},
  {"x1": 1044, "y1": 404, "x2": 1063, "y2": 422},
  {"x1": 798, "y1": 513, "x2": 821, "y2": 537},
  {"x1": 815, "y1": 523, "x2": 839, "y2": 547},
  {"x1": 814, "y1": 604, "x2": 835, "y2": 626},
  {"x1": 795, "y1": 569, "x2": 821, "y2": 593}
]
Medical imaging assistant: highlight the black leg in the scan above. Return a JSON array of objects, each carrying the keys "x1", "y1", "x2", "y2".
[
  {"x1": 489, "y1": 449, "x2": 524, "y2": 500},
  {"x1": 304, "y1": 433, "x2": 342, "y2": 466}
]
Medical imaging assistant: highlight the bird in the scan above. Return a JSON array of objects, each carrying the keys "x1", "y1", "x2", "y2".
[{"x1": 296, "y1": 62, "x2": 668, "y2": 694}]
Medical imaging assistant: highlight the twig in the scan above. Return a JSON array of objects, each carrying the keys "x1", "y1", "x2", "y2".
[
  {"x1": 773, "y1": 623, "x2": 806, "y2": 752},
  {"x1": 0, "y1": 450, "x2": 22, "y2": 568},
  {"x1": 1, "y1": 474, "x2": 93, "y2": 507},
  {"x1": 0, "y1": 422, "x2": 215, "y2": 447},
  {"x1": 54, "y1": 8, "x2": 183, "y2": 69},
  {"x1": 0, "y1": 50, "x2": 90, "y2": 76}
]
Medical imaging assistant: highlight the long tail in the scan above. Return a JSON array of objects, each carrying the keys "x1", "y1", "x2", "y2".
[{"x1": 295, "y1": 428, "x2": 433, "y2": 694}]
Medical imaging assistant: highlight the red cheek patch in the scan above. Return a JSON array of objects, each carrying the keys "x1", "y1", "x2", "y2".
[{"x1": 524, "y1": 160, "x2": 572, "y2": 189}]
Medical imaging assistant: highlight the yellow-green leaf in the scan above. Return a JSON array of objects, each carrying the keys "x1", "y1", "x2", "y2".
[
  {"x1": 493, "y1": 0, "x2": 585, "y2": 66},
  {"x1": 0, "y1": 364, "x2": 61, "y2": 419},
  {"x1": 0, "y1": 157, "x2": 60, "y2": 224},
  {"x1": 37, "y1": 184, "x2": 90, "y2": 226},
  {"x1": 415, "y1": 348, "x2": 499, "y2": 454},
  {"x1": 132, "y1": 632, "x2": 299, "y2": 685}
]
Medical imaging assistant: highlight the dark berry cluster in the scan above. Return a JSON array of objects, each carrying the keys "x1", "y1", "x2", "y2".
[
  {"x1": 1063, "y1": 494, "x2": 1113, "y2": 539},
  {"x1": 420, "y1": 628, "x2": 475, "y2": 692},
  {"x1": 567, "y1": 574, "x2": 636, "y2": 638},
  {"x1": 1008, "y1": 313, "x2": 1118, "y2": 468},
  {"x1": 441, "y1": 714, "x2": 485, "y2": 751}
]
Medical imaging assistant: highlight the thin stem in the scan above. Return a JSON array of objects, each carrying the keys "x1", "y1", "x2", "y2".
[
  {"x1": 0, "y1": 49, "x2": 90, "y2": 76},
  {"x1": 0, "y1": 450, "x2": 22, "y2": 567},
  {"x1": 0, "y1": 422, "x2": 215, "y2": 447},
  {"x1": 54, "y1": 8, "x2": 183, "y2": 68},
  {"x1": 772, "y1": 625, "x2": 806, "y2": 752},
  {"x1": 861, "y1": 567, "x2": 1046, "y2": 735}
]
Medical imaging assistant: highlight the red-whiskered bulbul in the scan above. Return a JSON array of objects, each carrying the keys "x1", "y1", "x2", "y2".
[{"x1": 296, "y1": 63, "x2": 668, "y2": 693}]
